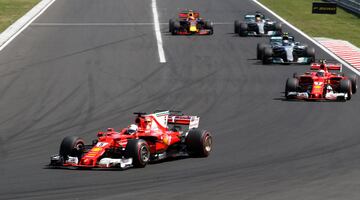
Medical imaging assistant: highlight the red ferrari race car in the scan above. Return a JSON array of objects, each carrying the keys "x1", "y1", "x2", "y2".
[
  {"x1": 285, "y1": 60, "x2": 357, "y2": 101},
  {"x1": 49, "y1": 111, "x2": 212, "y2": 169},
  {"x1": 169, "y1": 10, "x2": 213, "y2": 35}
]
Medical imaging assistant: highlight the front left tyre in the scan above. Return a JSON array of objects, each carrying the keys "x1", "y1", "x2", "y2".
[
  {"x1": 348, "y1": 74, "x2": 357, "y2": 94},
  {"x1": 340, "y1": 79, "x2": 352, "y2": 100},
  {"x1": 204, "y1": 21, "x2": 214, "y2": 35}
]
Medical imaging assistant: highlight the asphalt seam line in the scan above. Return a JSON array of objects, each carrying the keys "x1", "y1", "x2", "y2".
[
  {"x1": 151, "y1": 0, "x2": 166, "y2": 63},
  {"x1": 252, "y1": 0, "x2": 360, "y2": 76},
  {"x1": 0, "y1": 0, "x2": 56, "y2": 52}
]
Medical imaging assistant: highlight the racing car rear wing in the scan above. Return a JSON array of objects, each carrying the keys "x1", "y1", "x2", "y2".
[
  {"x1": 168, "y1": 115, "x2": 200, "y2": 129},
  {"x1": 311, "y1": 63, "x2": 342, "y2": 71},
  {"x1": 179, "y1": 12, "x2": 200, "y2": 19}
]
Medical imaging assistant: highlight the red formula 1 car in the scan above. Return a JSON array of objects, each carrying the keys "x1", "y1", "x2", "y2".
[
  {"x1": 49, "y1": 111, "x2": 212, "y2": 169},
  {"x1": 169, "y1": 10, "x2": 213, "y2": 35},
  {"x1": 285, "y1": 60, "x2": 357, "y2": 101}
]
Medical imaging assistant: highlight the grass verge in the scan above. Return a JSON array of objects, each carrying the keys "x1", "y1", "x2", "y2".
[
  {"x1": 259, "y1": 0, "x2": 360, "y2": 47},
  {"x1": 0, "y1": 0, "x2": 40, "y2": 32}
]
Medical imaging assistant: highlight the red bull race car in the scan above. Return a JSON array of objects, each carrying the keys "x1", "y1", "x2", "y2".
[
  {"x1": 285, "y1": 60, "x2": 357, "y2": 101},
  {"x1": 49, "y1": 111, "x2": 213, "y2": 169},
  {"x1": 169, "y1": 10, "x2": 213, "y2": 35}
]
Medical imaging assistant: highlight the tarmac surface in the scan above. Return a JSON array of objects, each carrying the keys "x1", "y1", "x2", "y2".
[{"x1": 1, "y1": 0, "x2": 360, "y2": 199}]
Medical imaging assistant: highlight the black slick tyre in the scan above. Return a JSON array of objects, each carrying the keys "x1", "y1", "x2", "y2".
[
  {"x1": 285, "y1": 78, "x2": 299, "y2": 99},
  {"x1": 169, "y1": 19, "x2": 175, "y2": 33},
  {"x1": 274, "y1": 22, "x2": 282, "y2": 32},
  {"x1": 234, "y1": 20, "x2": 240, "y2": 34},
  {"x1": 340, "y1": 79, "x2": 352, "y2": 100},
  {"x1": 204, "y1": 21, "x2": 214, "y2": 35},
  {"x1": 125, "y1": 139, "x2": 150, "y2": 168},
  {"x1": 172, "y1": 21, "x2": 180, "y2": 35},
  {"x1": 348, "y1": 74, "x2": 357, "y2": 94},
  {"x1": 305, "y1": 47, "x2": 315, "y2": 63},
  {"x1": 262, "y1": 47, "x2": 273, "y2": 64},
  {"x1": 59, "y1": 136, "x2": 85, "y2": 157},
  {"x1": 239, "y1": 23, "x2": 248, "y2": 37},
  {"x1": 257, "y1": 43, "x2": 267, "y2": 60},
  {"x1": 186, "y1": 128, "x2": 212, "y2": 157}
]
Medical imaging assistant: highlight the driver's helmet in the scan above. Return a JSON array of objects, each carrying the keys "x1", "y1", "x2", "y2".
[
  {"x1": 127, "y1": 124, "x2": 138, "y2": 135},
  {"x1": 319, "y1": 59, "x2": 327, "y2": 70},
  {"x1": 255, "y1": 14, "x2": 262, "y2": 22},
  {"x1": 282, "y1": 32, "x2": 289, "y2": 41},
  {"x1": 283, "y1": 39, "x2": 290, "y2": 46},
  {"x1": 188, "y1": 11, "x2": 195, "y2": 20},
  {"x1": 316, "y1": 70, "x2": 325, "y2": 77}
]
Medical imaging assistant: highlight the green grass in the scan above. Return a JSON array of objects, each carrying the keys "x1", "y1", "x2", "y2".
[
  {"x1": 0, "y1": 0, "x2": 40, "y2": 32},
  {"x1": 259, "y1": 0, "x2": 360, "y2": 47}
]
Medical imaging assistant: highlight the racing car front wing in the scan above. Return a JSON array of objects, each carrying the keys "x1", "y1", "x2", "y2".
[
  {"x1": 50, "y1": 155, "x2": 133, "y2": 169},
  {"x1": 287, "y1": 92, "x2": 348, "y2": 101},
  {"x1": 272, "y1": 57, "x2": 312, "y2": 64}
]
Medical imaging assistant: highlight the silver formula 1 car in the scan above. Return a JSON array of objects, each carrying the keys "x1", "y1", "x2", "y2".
[
  {"x1": 257, "y1": 34, "x2": 315, "y2": 64},
  {"x1": 234, "y1": 12, "x2": 282, "y2": 37}
]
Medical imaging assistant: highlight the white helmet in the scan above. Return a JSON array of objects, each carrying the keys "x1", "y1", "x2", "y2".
[{"x1": 127, "y1": 124, "x2": 138, "y2": 134}]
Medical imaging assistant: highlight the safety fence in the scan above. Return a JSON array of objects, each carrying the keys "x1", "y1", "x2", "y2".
[{"x1": 323, "y1": 0, "x2": 360, "y2": 16}]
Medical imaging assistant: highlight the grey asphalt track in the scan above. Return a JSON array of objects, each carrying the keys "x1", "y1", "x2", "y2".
[{"x1": 1, "y1": 0, "x2": 360, "y2": 199}]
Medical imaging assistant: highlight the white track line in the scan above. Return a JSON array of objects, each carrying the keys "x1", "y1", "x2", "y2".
[
  {"x1": 0, "y1": 0, "x2": 56, "y2": 52},
  {"x1": 252, "y1": 0, "x2": 360, "y2": 76},
  {"x1": 31, "y1": 22, "x2": 232, "y2": 26},
  {"x1": 151, "y1": 0, "x2": 166, "y2": 63},
  {"x1": 32, "y1": 22, "x2": 161, "y2": 26}
]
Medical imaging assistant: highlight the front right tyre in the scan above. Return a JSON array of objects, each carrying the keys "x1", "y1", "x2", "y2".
[
  {"x1": 59, "y1": 136, "x2": 85, "y2": 158},
  {"x1": 285, "y1": 78, "x2": 299, "y2": 99},
  {"x1": 125, "y1": 139, "x2": 150, "y2": 168}
]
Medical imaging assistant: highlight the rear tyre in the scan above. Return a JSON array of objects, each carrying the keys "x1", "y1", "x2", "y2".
[
  {"x1": 340, "y1": 79, "x2": 352, "y2": 100},
  {"x1": 262, "y1": 47, "x2": 273, "y2": 64},
  {"x1": 274, "y1": 22, "x2": 282, "y2": 32},
  {"x1": 257, "y1": 43, "x2": 268, "y2": 60},
  {"x1": 59, "y1": 136, "x2": 85, "y2": 157},
  {"x1": 285, "y1": 78, "x2": 299, "y2": 99},
  {"x1": 186, "y1": 128, "x2": 212, "y2": 157},
  {"x1": 348, "y1": 74, "x2": 357, "y2": 94},
  {"x1": 204, "y1": 21, "x2": 214, "y2": 35},
  {"x1": 169, "y1": 19, "x2": 175, "y2": 33},
  {"x1": 239, "y1": 23, "x2": 248, "y2": 37},
  {"x1": 172, "y1": 21, "x2": 180, "y2": 35},
  {"x1": 125, "y1": 139, "x2": 150, "y2": 168},
  {"x1": 234, "y1": 20, "x2": 240, "y2": 34},
  {"x1": 305, "y1": 47, "x2": 315, "y2": 63}
]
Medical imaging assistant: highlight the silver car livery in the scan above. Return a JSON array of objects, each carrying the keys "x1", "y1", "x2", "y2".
[
  {"x1": 234, "y1": 12, "x2": 282, "y2": 37},
  {"x1": 257, "y1": 35, "x2": 316, "y2": 64}
]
